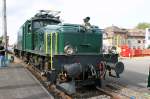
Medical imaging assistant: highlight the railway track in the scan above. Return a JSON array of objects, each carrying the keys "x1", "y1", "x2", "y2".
[
  {"x1": 25, "y1": 64, "x2": 107, "y2": 99},
  {"x1": 25, "y1": 64, "x2": 123, "y2": 99},
  {"x1": 17, "y1": 59, "x2": 113, "y2": 99},
  {"x1": 15, "y1": 57, "x2": 150, "y2": 99},
  {"x1": 100, "y1": 78, "x2": 150, "y2": 99}
]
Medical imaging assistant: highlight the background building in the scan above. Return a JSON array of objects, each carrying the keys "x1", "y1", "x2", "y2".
[
  {"x1": 103, "y1": 26, "x2": 147, "y2": 54},
  {"x1": 145, "y1": 28, "x2": 150, "y2": 48},
  {"x1": 104, "y1": 26, "x2": 127, "y2": 48},
  {"x1": 127, "y1": 29, "x2": 145, "y2": 49}
]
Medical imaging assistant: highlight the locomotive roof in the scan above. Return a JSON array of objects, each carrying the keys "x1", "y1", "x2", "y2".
[
  {"x1": 31, "y1": 18, "x2": 61, "y2": 23},
  {"x1": 44, "y1": 23, "x2": 97, "y2": 27},
  {"x1": 30, "y1": 10, "x2": 61, "y2": 23},
  {"x1": 41, "y1": 23, "x2": 101, "y2": 33}
]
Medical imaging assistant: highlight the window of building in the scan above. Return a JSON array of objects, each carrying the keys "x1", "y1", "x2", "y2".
[
  {"x1": 137, "y1": 40, "x2": 141, "y2": 43},
  {"x1": 128, "y1": 40, "x2": 131, "y2": 44},
  {"x1": 128, "y1": 40, "x2": 131, "y2": 46}
]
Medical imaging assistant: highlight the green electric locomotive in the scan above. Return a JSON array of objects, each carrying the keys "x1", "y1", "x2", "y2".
[{"x1": 14, "y1": 10, "x2": 124, "y2": 94}]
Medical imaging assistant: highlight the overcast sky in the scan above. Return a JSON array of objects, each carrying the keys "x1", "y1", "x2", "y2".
[{"x1": 0, "y1": 0, "x2": 150, "y2": 45}]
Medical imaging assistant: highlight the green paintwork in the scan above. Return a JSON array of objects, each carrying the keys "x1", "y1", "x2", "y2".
[
  {"x1": 25, "y1": 33, "x2": 32, "y2": 50},
  {"x1": 58, "y1": 33, "x2": 64, "y2": 54},
  {"x1": 17, "y1": 21, "x2": 33, "y2": 51},
  {"x1": 43, "y1": 24, "x2": 102, "y2": 55},
  {"x1": 16, "y1": 19, "x2": 102, "y2": 56},
  {"x1": 17, "y1": 27, "x2": 23, "y2": 50},
  {"x1": 62, "y1": 32, "x2": 102, "y2": 53}
]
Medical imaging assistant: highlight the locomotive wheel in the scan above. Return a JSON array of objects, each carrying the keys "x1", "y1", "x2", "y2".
[
  {"x1": 37, "y1": 57, "x2": 45, "y2": 71},
  {"x1": 37, "y1": 57, "x2": 42, "y2": 70},
  {"x1": 29, "y1": 55, "x2": 34, "y2": 65},
  {"x1": 44, "y1": 61, "x2": 49, "y2": 71},
  {"x1": 23, "y1": 54, "x2": 28, "y2": 63},
  {"x1": 98, "y1": 61, "x2": 106, "y2": 79},
  {"x1": 33, "y1": 56, "x2": 38, "y2": 67}
]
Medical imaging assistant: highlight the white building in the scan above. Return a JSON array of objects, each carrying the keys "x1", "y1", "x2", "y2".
[{"x1": 145, "y1": 28, "x2": 150, "y2": 48}]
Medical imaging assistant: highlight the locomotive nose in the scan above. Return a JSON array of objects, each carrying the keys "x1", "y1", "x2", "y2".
[{"x1": 64, "y1": 63, "x2": 82, "y2": 78}]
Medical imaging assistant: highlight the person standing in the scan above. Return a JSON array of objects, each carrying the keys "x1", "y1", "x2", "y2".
[
  {"x1": 83, "y1": 17, "x2": 91, "y2": 29},
  {"x1": 0, "y1": 43, "x2": 5, "y2": 67},
  {"x1": 147, "y1": 65, "x2": 150, "y2": 89}
]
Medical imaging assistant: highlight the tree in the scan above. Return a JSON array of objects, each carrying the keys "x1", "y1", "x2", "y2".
[
  {"x1": 0, "y1": 36, "x2": 3, "y2": 44},
  {"x1": 136, "y1": 22, "x2": 150, "y2": 30},
  {"x1": 148, "y1": 45, "x2": 150, "y2": 49}
]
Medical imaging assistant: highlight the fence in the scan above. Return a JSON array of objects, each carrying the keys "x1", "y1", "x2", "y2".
[{"x1": 120, "y1": 45, "x2": 150, "y2": 57}]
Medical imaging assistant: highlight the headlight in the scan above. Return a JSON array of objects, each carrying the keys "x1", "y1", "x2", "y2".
[{"x1": 64, "y1": 45, "x2": 74, "y2": 55}]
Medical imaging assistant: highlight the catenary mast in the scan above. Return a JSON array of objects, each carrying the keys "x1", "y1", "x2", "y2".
[{"x1": 2, "y1": 0, "x2": 7, "y2": 50}]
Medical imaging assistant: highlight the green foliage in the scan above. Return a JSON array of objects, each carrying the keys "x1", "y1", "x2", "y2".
[
  {"x1": 0, "y1": 36, "x2": 3, "y2": 44},
  {"x1": 148, "y1": 45, "x2": 150, "y2": 49},
  {"x1": 136, "y1": 22, "x2": 150, "y2": 30}
]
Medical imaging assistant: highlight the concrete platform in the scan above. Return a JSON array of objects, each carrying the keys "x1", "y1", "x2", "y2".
[{"x1": 0, "y1": 63, "x2": 53, "y2": 99}]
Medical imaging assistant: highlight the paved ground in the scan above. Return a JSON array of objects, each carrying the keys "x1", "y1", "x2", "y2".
[
  {"x1": 0, "y1": 63, "x2": 53, "y2": 99},
  {"x1": 103, "y1": 56, "x2": 150, "y2": 98},
  {"x1": 105, "y1": 56, "x2": 150, "y2": 91},
  {"x1": 0, "y1": 56, "x2": 149, "y2": 99},
  {"x1": 120, "y1": 56, "x2": 150, "y2": 88}
]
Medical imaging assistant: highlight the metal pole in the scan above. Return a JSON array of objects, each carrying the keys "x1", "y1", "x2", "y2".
[
  {"x1": 2, "y1": 0, "x2": 8, "y2": 65},
  {"x1": 2, "y1": 0, "x2": 7, "y2": 54}
]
